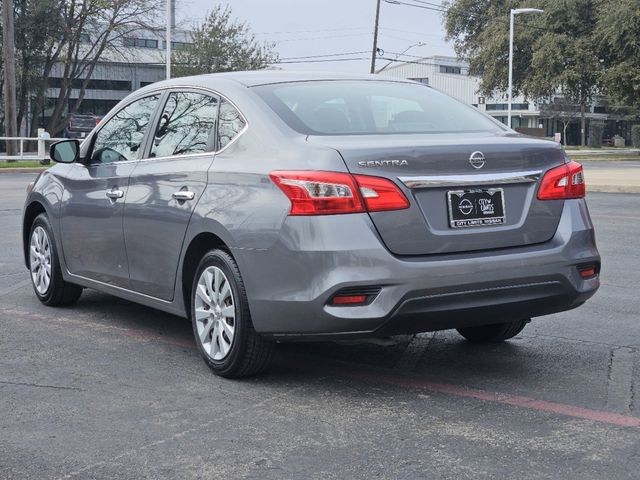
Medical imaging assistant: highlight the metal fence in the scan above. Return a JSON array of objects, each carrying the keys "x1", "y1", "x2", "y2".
[{"x1": 0, "y1": 132, "x2": 67, "y2": 162}]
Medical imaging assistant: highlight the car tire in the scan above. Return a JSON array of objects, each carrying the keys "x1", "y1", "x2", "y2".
[
  {"x1": 29, "y1": 213, "x2": 83, "y2": 306},
  {"x1": 456, "y1": 319, "x2": 529, "y2": 343},
  {"x1": 191, "y1": 249, "x2": 274, "y2": 378}
]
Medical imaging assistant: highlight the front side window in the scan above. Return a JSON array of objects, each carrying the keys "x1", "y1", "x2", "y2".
[
  {"x1": 254, "y1": 81, "x2": 503, "y2": 135},
  {"x1": 151, "y1": 92, "x2": 219, "y2": 157},
  {"x1": 90, "y1": 95, "x2": 159, "y2": 164},
  {"x1": 217, "y1": 99, "x2": 246, "y2": 150}
]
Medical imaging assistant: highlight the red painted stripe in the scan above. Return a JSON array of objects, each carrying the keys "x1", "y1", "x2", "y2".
[
  {"x1": 301, "y1": 363, "x2": 640, "y2": 428},
  {"x1": 8, "y1": 306, "x2": 639, "y2": 428}
]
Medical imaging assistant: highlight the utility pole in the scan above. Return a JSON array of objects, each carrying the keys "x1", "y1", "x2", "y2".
[
  {"x1": 2, "y1": 0, "x2": 18, "y2": 157},
  {"x1": 166, "y1": 0, "x2": 173, "y2": 79},
  {"x1": 370, "y1": 0, "x2": 381, "y2": 74}
]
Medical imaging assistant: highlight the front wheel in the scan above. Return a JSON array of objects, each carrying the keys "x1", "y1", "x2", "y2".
[
  {"x1": 29, "y1": 213, "x2": 83, "y2": 306},
  {"x1": 191, "y1": 249, "x2": 274, "y2": 378},
  {"x1": 456, "y1": 319, "x2": 529, "y2": 343}
]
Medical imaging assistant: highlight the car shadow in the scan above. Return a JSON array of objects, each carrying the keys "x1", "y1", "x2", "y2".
[{"x1": 72, "y1": 289, "x2": 547, "y2": 391}]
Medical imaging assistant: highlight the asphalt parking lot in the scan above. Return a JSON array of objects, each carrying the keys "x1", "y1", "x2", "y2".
[{"x1": 1, "y1": 172, "x2": 639, "y2": 479}]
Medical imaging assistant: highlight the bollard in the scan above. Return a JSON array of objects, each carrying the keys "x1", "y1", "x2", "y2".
[{"x1": 38, "y1": 128, "x2": 51, "y2": 165}]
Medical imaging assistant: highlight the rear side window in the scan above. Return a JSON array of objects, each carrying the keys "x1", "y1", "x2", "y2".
[
  {"x1": 254, "y1": 81, "x2": 502, "y2": 135},
  {"x1": 90, "y1": 95, "x2": 159, "y2": 164},
  {"x1": 217, "y1": 99, "x2": 246, "y2": 150},
  {"x1": 151, "y1": 91, "x2": 219, "y2": 157}
]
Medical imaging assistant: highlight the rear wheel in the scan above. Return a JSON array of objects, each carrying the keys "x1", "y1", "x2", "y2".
[
  {"x1": 191, "y1": 249, "x2": 274, "y2": 378},
  {"x1": 29, "y1": 214, "x2": 83, "y2": 306},
  {"x1": 456, "y1": 319, "x2": 529, "y2": 343}
]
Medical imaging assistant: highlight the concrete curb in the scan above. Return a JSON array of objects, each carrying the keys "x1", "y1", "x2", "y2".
[{"x1": 588, "y1": 185, "x2": 640, "y2": 194}]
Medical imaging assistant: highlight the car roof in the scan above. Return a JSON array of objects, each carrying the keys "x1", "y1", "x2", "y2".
[{"x1": 144, "y1": 70, "x2": 413, "y2": 90}]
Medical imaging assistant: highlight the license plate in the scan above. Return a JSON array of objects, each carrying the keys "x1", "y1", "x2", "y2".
[{"x1": 447, "y1": 188, "x2": 506, "y2": 228}]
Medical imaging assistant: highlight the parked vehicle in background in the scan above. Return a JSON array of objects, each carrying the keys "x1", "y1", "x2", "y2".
[
  {"x1": 23, "y1": 71, "x2": 600, "y2": 379},
  {"x1": 63, "y1": 114, "x2": 100, "y2": 139}
]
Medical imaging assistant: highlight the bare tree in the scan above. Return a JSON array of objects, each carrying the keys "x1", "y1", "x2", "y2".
[
  {"x1": 539, "y1": 97, "x2": 582, "y2": 146},
  {"x1": 27, "y1": 0, "x2": 161, "y2": 136}
]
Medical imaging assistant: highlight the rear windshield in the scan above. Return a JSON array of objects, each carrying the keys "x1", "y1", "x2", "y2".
[{"x1": 254, "y1": 80, "x2": 503, "y2": 135}]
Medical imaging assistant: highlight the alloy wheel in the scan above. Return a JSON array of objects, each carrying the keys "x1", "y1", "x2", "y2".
[
  {"x1": 30, "y1": 226, "x2": 52, "y2": 295},
  {"x1": 194, "y1": 266, "x2": 236, "y2": 360}
]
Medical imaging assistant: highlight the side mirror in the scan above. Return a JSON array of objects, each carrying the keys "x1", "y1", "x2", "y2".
[{"x1": 49, "y1": 139, "x2": 80, "y2": 164}]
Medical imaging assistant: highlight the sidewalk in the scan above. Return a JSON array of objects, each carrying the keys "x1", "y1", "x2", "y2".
[
  {"x1": 568, "y1": 148, "x2": 640, "y2": 156},
  {"x1": 585, "y1": 165, "x2": 640, "y2": 193}
]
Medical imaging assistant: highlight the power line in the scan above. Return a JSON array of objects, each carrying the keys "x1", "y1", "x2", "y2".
[
  {"x1": 280, "y1": 51, "x2": 370, "y2": 61},
  {"x1": 384, "y1": 0, "x2": 444, "y2": 12},
  {"x1": 255, "y1": 27, "x2": 370, "y2": 35},
  {"x1": 273, "y1": 57, "x2": 369, "y2": 64},
  {"x1": 272, "y1": 32, "x2": 372, "y2": 43},
  {"x1": 409, "y1": 0, "x2": 446, "y2": 8}
]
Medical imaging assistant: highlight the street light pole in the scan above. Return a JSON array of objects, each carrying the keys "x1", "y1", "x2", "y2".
[
  {"x1": 370, "y1": 0, "x2": 381, "y2": 74},
  {"x1": 166, "y1": 0, "x2": 172, "y2": 80},
  {"x1": 507, "y1": 8, "x2": 543, "y2": 128}
]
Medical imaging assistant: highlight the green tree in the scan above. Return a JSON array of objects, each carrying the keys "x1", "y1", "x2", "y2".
[
  {"x1": 173, "y1": 5, "x2": 278, "y2": 77},
  {"x1": 596, "y1": 0, "x2": 640, "y2": 107},
  {"x1": 444, "y1": 0, "x2": 602, "y2": 146}
]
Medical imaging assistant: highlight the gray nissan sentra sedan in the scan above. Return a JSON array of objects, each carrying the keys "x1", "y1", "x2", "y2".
[{"x1": 23, "y1": 71, "x2": 600, "y2": 377}]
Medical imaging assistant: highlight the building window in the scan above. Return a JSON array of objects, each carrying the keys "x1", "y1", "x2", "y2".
[
  {"x1": 409, "y1": 77, "x2": 429, "y2": 85},
  {"x1": 123, "y1": 37, "x2": 159, "y2": 48},
  {"x1": 486, "y1": 103, "x2": 529, "y2": 111},
  {"x1": 439, "y1": 65, "x2": 461, "y2": 74},
  {"x1": 161, "y1": 40, "x2": 192, "y2": 50},
  {"x1": 48, "y1": 78, "x2": 132, "y2": 91}
]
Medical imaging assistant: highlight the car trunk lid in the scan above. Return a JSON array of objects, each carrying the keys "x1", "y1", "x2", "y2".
[{"x1": 307, "y1": 132, "x2": 566, "y2": 256}]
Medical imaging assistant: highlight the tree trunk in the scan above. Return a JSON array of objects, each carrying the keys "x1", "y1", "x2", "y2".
[
  {"x1": 580, "y1": 102, "x2": 586, "y2": 147},
  {"x1": 2, "y1": 0, "x2": 18, "y2": 158}
]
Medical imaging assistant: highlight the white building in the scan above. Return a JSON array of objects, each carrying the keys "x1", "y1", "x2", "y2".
[
  {"x1": 40, "y1": 28, "x2": 193, "y2": 129},
  {"x1": 379, "y1": 55, "x2": 617, "y2": 144}
]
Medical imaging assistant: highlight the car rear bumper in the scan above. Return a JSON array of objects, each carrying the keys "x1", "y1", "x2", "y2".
[{"x1": 234, "y1": 199, "x2": 600, "y2": 339}]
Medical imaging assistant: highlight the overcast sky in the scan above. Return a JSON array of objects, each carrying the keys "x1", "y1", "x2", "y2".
[{"x1": 177, "y1": 0, "x2": 455, "y2": 72}]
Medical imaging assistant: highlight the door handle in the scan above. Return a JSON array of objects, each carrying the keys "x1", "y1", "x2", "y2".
[
  {"x1": 172, "y1": 190, "x2": 195, "y2": 201},
  {"x1": 106, "y1": 189, "x2": 124, "y2": 200}
]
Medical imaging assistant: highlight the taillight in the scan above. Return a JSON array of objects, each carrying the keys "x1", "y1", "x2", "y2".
[
  {"x1": 95, "y1": 117, "x2": 101, "y2": 125},
  {"x1": 354, "y1": 174, "x2": 410, "y2": 212},
  {"x1": 269, "y1": 171, "x2": 409, "y2": 216},
  {"x1": 537, "y1": 161, "x2": 585, "y2": 200},
  {"x1": 269, "y1": 171, "x2": 364, "y2": 215}
]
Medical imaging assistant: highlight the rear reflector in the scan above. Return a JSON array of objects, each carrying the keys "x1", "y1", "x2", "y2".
[
  {"x1": 331, "y1": 295, "x2": 368, "y2": 305},
  {"x1": 270, "y1": 170, "x2": 409, "y2": 216},
  {"x1": 329, "y1": 286, "x2": 382, "y2": 306},
  {"x1": 578, "y1": 264, "x2": 598, "y2": 278},
  {"x1": 538, "y1": 161, "x2": 585, "y2": 200}
]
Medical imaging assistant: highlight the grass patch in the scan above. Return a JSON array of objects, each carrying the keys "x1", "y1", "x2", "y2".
[{"x1": 0, "y1": 161, "x2": 47, "y2": 168}]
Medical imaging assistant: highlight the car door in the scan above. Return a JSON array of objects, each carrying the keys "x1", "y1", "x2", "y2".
[
  {"x1": 59, "y1": 94, "x2": 160, "y2": 287},
  {"x1": 123, "y1": 89, "x2": 222, "y2": 300}
]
